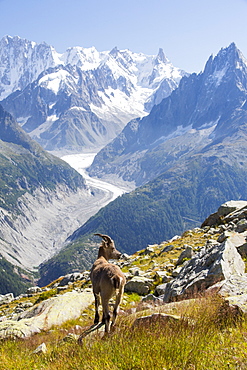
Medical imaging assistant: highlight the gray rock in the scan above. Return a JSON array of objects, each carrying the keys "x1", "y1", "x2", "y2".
[
  {"x1": 237, "y1": 242, "x2": 247, "y2": 258},
  {"x1": 141, "y1": 245, "x2": 155, "y2": 255},
  {"x1": 217, "y1": 230, "x2": 233, "y2": 243},
  {"x1": 58, "y1": 273, "x2": 84, "y2": 287},
  {"x1": 62, "y1": 333, "x2": 80, "y2": 343},
  {"x1": 132, "y1": 313, "x2": 180, "y2": 328},
  {"x1": 172, "y1": 266, "x2": 183, "y2": 278},
  {"x1": 218, "y1": 275, "x2": 247, "y2": 298},
  {"x1": 163, "y1": 237, "x2": 245, "y2": 303},
  {"x1": 57, "y1": 286, "x2": 69, "y2": 292},
  {"x1": 160, "y1": 245, "x2": 174, "y2": 254},
  {"x1": 125, "y1": 276, "x2": 153, "y2": 295},
  {"x1": 0, "y1": 293, "x2": 14, "y2": 305},
  {"x1": 129, "y1": 267, "x2": 142, "y2": 276},
  {"x1": 18, "y1": 301, "x2": 33, "y2": 309},
  {"x1": 155, "y1": 270, "x2": 171, "y2": 283},
  {"x1": 201, "y1": 200, "x2": 247, "y2": 227},
  {"x1": 176, "y1": 245, "x2": 194, "y2": 266},
  {"x1": 155, "y1": 283, "x2": 168, "y2": 296},
  {"x1": 33, "y1": 342, "x2": 47, "y2": 354},
  {"x1": 142, "y1": 294, "x2": 157, "y2": 302},
  {"x1": 0, "y1": 290, "x2": 94, "y2": 339},
  {"x1": 236, "y1": 219, "x2": 247, "y2": 233},
  {"x1": 26, "y1": 286, "x2": 42, "y2": 295},
  {"x1": 208, "y1": 275, "x2": 247, "y2": 314},
  {"x1": 218, "y1": 201, "x2": 247, "y2": 217}
]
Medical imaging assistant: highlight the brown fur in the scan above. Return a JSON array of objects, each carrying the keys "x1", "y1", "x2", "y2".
[{"x1": 90, "y1": 234, "x2": 126, "y2": 333}]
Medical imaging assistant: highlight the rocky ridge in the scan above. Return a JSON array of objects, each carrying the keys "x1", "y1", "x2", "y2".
[{"x1": 1, "y1": 200, "x2": 247, "y2": 340}]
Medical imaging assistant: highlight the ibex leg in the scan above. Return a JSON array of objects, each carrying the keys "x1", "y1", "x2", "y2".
[
  {"x1": 93, "y1": 292, "x2": 100, "y2": 324},
  {"x1": 111, "y1": 283, "x2": 124, "y2": 328}
]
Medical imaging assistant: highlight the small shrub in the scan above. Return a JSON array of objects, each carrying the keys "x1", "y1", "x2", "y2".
[{"x1": 34, "y1": 289, "x2": 57, "y2": 304}]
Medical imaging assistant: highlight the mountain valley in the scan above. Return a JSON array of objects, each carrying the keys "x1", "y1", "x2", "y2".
[{"x1": 1, "y1": 37, "x2": 247, "y2": 293}]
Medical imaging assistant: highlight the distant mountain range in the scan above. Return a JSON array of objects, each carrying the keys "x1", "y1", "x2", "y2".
[
  {"x1": 0, "y1": 36, "x2": 186, "y2": 152},
  {"x1": 89, "y1": 43, "x2": 247, "y2": 186}
]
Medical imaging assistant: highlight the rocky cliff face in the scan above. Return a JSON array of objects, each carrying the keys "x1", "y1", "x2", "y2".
[{"x1": 0, "y1": 36, "x2": 58, "y2": 100}]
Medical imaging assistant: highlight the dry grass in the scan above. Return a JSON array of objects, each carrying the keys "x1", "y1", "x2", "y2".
[{"x1": 1, "y1": 295, "x2": 247, "y2": 370}]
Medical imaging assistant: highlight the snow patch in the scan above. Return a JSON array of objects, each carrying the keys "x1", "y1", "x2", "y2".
[
  {"x1": 17, "y1": 116, "x2": 31, "y2": 126},
  {"x1": 69, "y1": 106, "x2": 87, "y2": 112},
  {"x1": 39, "y1": 70, "x2": 72, "y2": 94},
  {"x1": 30, "y1": 115, "x2": 59, "y2": 138},
  {"x1": 212, "y1": 66, "x2": 228, "y2": 87}
]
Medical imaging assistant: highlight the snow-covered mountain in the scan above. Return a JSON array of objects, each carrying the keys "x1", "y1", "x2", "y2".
[
  {"x1": 0, "y1": 36, "x2": 60, "y2": 100},
  {"x1": 88, "y1": 43, "x2": 247, "y2": 186},
  {"x1": 0, "y1": 35, "x2": 187, "y2": 152}
]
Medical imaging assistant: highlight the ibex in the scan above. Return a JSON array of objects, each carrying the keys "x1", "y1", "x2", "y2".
[{"x1": 90, "y1": 233, "x2": 126, "y2": 334}]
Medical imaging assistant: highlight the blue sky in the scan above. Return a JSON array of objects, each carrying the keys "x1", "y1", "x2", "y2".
[{"x1": 0, "y1": 0, "x2": 247, "y2": 73}]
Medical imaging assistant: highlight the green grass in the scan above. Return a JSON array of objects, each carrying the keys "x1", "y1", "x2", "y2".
[{"x1": 0, "y1": 296, "x2": 247, "y2": 370}]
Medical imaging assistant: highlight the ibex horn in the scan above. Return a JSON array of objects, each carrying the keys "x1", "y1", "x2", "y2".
[{"x1": 94, "y1": 233, "x2": 113, "y2": 244}]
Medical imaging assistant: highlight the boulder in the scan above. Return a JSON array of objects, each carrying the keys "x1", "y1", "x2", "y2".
[
  {"x1": 155, "y1": 283, "x2": 168, "y2": 296},
  {"x1": 163, "y1": 237, "x2": 245, "y2": 303},
  {"x1": 33, "y1": 342, "x2": 47, "y2": 354},
  {"x1": 172, "y1": 266, "x2": 183, "y2": 278},
  {"x1": 0, "y1": 290, "x2": 94, "y2": 339},
  {"x1": 201, "y1": 200, "x2": 247, "y2": 227},
  {"x1": 0, "y1": 293, "x2": 14, "y2": 305},
  {"x1": 218, "y1": 201, "x2": 247, "y2": 217},
  {"x1": 218, "y1": 275, "x2": 247, "y2": 299},
  {"x1": 141, "y1": 245, "x2": 156, "y2": 255},
  {"x1": 129, "y1": 267, "x2": 142, "y2": 276},
  {"x1": 176, "y1": 245, "x2": 194, "y2": 266},
  {"x1": 26, "y1": 286, "x2": 42, "y2": 295},
  {"x1": 236, "y1": 219, "x2": 247, "y2": 233},
  {"x1": 125, "y1": 276, "x2": 153, "y2": 295},
  {"x1": 160, "y1": 245, "x2": 174, "y2": 254},
  {"x1": 207, "y1": 275, "x2": 247, "y2": 314},
  {"x1": 155, "y1": 270, "x2": 171, "y2": 283},
  {"x1": 132, "y1": 313, "x2": 180, "y2": 328},
  {"x1": 142, "y1": 294, "x2": 161, "y2": 303},
  {"x1": 58, "y1": 273, "x2": 85, "y2": 287}
]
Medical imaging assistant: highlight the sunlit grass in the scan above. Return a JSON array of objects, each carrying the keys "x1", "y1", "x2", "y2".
[{"x1": 1, "y1": 295, "x2": 247, "y2": 370}]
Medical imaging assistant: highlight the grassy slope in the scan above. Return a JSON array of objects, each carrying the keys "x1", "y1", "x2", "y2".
[
  {"x1": 1, "y1": 226, "x2": 247, "y2": 369},
  {"x1": 0, "y1": 256, "x2": 33, "y2": 295},
  {"x1": 1, "y1": 296, "x2": 247, "y2": 370}
]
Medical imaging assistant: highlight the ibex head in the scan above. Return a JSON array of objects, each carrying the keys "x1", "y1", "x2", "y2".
[{"x1": 94, "y1": 233, "x2": 122, "y2": 261}]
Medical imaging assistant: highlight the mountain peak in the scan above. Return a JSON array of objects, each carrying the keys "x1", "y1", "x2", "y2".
[
  {"x1": 156, "y1": 48, "x2": 168, "y2": 63},
  {"x1": 109, "y1": 46, "x2": 119, "y2": 57},
  {"x1": 203, "y1": 43, "x2": 247, "y2": 76}
]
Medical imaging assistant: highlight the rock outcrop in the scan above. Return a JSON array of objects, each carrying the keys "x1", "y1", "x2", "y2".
[
  {"x1": 163, "y1": 237, "x2": 245, "y2": 302},
  {"x1": 162, "y1": 201, "x2": 247, "y2": 313},
  {"x1": 0, "y1": 290, "x2": 94, "y2": 339}
]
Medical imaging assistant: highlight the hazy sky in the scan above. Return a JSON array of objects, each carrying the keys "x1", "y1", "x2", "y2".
[{"x1": 0, "y1": 0, "x2": 247, "y2": 73}]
